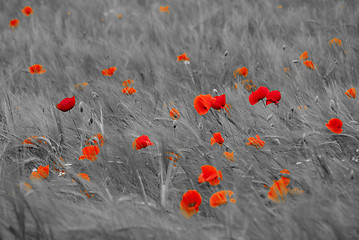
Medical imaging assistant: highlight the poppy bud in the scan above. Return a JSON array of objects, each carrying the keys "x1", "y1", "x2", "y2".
[
  {"x1": 314, "y1": 96, "x2": 319, "y2": 103},
  {"x1": 349, "y1": 170, "x2": 354, "y2": 180},
  {"x1": 198, "y1": 122, "x2": 203, "y2": 130},
  {"x1": 89, "y1": 117, "x2": 93, "y2": 125},
  {"x1": 283, "y1": 45, "x2": 286, "y2": 50},
  {"x1": 51, "y1": 146, "x2": 57, "y2": 153},
  {"x1": 330, "y1": 100, "x2": 336, "y2": 111},
  {"x1": 292, "y1": 60, "x2": 299, "y2": 63},
  {"x1": 92, "y1": 92, "x2": 99, "y2": 99},
  {"x1": 224, "y1": 50, "x2": 228, "y2": 56},
  {"x1": 79, "y1": 101, "x2": 84, "y2": 113},
  {"x1": 270, "y1": 123, "x2": 274, "y2": 128},
  {"x1": 213, "y1": 89, "x2": 218, "y2": 95},
  {"x1": 266, "y1": 114, "x2": 273, "y2": 121},
  {"x1": 173, "y1": 120, "x2": 177, "y2": 128},
  {"x1": 273, "y1": 138, "x2": 280, "y2": 145}
]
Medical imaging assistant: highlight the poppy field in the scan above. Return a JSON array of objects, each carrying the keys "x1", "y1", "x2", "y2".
[{"x1": 1, "y1": 0, "x2": 359, "y2": 239}]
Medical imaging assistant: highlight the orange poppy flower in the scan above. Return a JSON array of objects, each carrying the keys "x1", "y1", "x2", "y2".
[
  {"x1": 325, "y1": 118, "x2": 343, "y2": 134},
  {"x1": 29, "y1": 64, "x2": 46, "y2": 74},
  {"x1": 303, "y1": 60, "x2": 315, "y2": 70},
  {"x1": 210, "y1": 190, "x2": 236, "y2": 208},
  {"x1": 299, "y1": 51, "x2": 308, "y2": 60},
  {"x1": 85, "y1": 133, "x2": 104, "y2": 146},
  {"x1": 233, "y1": 67, "x2": 248, "y2": 78},
  {"x1": 198, "y1": 165, "x2": 223, "y2": 186},
  {"x1": 21, "y1": 6, "x2": 33, "y2": 16},
  {"x1": 246, "y1": 135, "x2": 265, "y2": 148},
  {"x1": 329, "y1": 37, "x2": 342, "y2": 46},
  {"x1": 222, "y1": 151, "x2": 235, "y2": 162},
  {"x1": 74, "y1": 82, "x2": 88, "y2": 90},
  {"x1": 210, "y1": 132, "x2": 224, "y2": 146},
  {"x1": 79, "y1": 145, "x2": 100, "y2": 161},
  {"x1": 180, "y1": 190, "x2": 202, "y2": 219},
  {"x1": 167, "y1": 152, "x2": 181, "y2": 167},
  {"x1": 102, "y1": 67, "x2": 117, "y2": 76},
  {"x1": 122, "y1": 87, "x2": 137, "y2": 95},
  {"x1": 22, "y1": 136, "x2": 47, "y2": 146},
  {"x1": 122, "y1": 79, "x2": 135, "y2": 87},
  {"x1": 344, "y1": 88, "x2": 356, "y2": 99},
  {"x1": 56, "y1": 96, "x2": 76, "y2": 112},
  {"x1": 117, "y1": 14, "x2": 123, "y2": 19},
  {"x1": 30, "y1": 165, "x2": 49, "y2": 181},
  {"x1": 132, "y1": 135, "x2": 154, "y2": 150},
  {"x1": 267, "y1": 178, "x2": 289, "y2": 203},
  {"x1": 289, "y1": 188, "x2": 304, "y2": 196},
  {"x1": 77, "y1": 173, "x2": 90, "y2": 181},
  {"x1": 159, "y1": 6, "x2": 170, "y2": 14},
  {"x1": 194, "y1": 94, "x2": 213, "y2": 115},
  {"x1": 211, "y1": 94, "x2": 226, "y2": 110},
  {"x1": 169, "y1": 108, "x2": 180, "y2": 120},
  {"x1": 9, "y1": 19, "x2": 20, "y2": 29},
  {"x1": 23, "y1": 182, "x2": 32, "y2": 191},
  {"x1": 177, "y1": 53, "x2": 190, "y2": 62}
]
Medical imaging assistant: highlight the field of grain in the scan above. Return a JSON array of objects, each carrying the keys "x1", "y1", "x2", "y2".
[{"x1": 1, "y1": 0, "x2": 359, "y2": 239}]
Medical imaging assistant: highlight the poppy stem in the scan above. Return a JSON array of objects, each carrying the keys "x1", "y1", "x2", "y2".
[
  {"x1": 184, "y1": 63, "x2": 196, "y2": 86},
  {"x1": 137, "y1": 170, "x2": 149, "y2": 207}
]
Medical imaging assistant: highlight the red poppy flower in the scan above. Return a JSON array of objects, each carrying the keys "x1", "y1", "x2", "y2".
[
  {"x1": 9, "y1": 19, "x2": 20, "y2": 29},
  {"x1": 210, "y1": 132, "x2": 224, "y2": 146},
  {"x1": 180, "y1": 190, "x2": 202, "y2": 219},
  {"x1": 30, "y1": 165, "x2": 49, "y2": 181},
  {"x1": 248, "y1": 86, "x2": 269, "y2": 105},
  {"x1": 21, "y1": 6, "x2": 33, "y2": 17},
  {"x1": 233, "y1": 67, "x2": 248, "y2": 78},
  {"x1": 344, "y1": 88, "x2": 356, "y2": 99},
  {"x1": 210, "y1": 190, "x2": 236, "y2": 208},
  {"x1": 132, "y1": 135, "x2": 154, "y2": 150},
  {"x1": 79, "y1": 145, "x2": 100, "y2": 161},
  {"x1": 29, "y1": 64, "x2": 46, "y2": 74},
  {"x1": 169, "y1": 108, "x2": 180, "y2": 120},
  {"x1": 102, "y1": 67, "x2": 117, "y2": 76},
  {"x1": 325, "y1": 118, "x2": 343, "y2": 134},
  {"x1": 266, "y1": 90, "x2": 281, "y2": 105},
  {"x1": 56, "y1": 96, "x2": 76, "y2": 112},
  {"x1": 177, "y1": 53, "x2": 190, "y2": 62},
  {"x1": 303, "y1": 60, "x2": 315, "y2": 70},
  {"x1": 299, "y1": 51, "x2": 308, "y2": 60},
  {"x1": 246, "y1": 135, "x2": 265, "y2": 148},
  {"x1": 194, "y1": 94, "x2": 213, "y2": 115},
  {"x1": 122, "y1": 87, "x2": 137, "y2": 95},
  {"x1": 211, "y1": 94, "x2": 226, "y2": 110},
  {"x1": 198, "y1": 165, "x2": 223, "y2": 186}
]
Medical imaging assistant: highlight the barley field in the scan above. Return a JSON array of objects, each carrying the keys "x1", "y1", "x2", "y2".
[{"x1": 1, "y1": 0, "x2": 359, "y2": 239}]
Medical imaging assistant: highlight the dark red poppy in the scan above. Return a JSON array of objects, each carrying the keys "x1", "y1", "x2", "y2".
[
  {"x1": 56, "y1": 96, "x2": 76, "y2": 112},
  {"x1": 248, "y1": 86, "x2": 269, "y2": 105},
  {"x1": 266, "y1": 90, "x2": 281, "y2": 105},
  {"x1": 211, "y1": 94, "x2": 226, "y2": 110}
]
